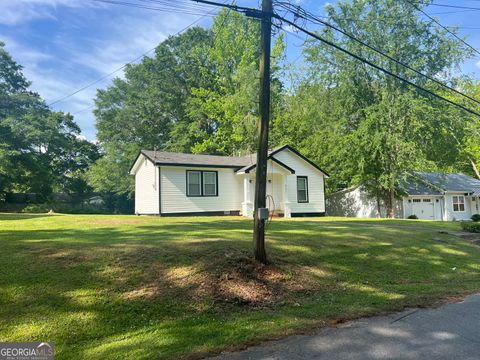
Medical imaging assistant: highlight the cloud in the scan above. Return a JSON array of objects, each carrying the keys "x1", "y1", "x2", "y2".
[
  {"x1": 2, "y1": 36, "x2": 53, "y2": 64},
  {"x1": 1, "y1": 1, "x2": 208, "y2": 140},
  {"x1": 0, "y1": 0, "x2": 85, "y2": 25}
]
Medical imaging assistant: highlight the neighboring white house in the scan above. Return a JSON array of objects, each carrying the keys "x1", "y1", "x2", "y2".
[
  {"x1": 327, "y1": 172, "x2": 480, "y2": 221},
  {"x1": 129, "y1": 145, "x2": 329, "y2": 217},
  {"x1": 327, "y1": 186, "x2": 403, "y2": 219}
]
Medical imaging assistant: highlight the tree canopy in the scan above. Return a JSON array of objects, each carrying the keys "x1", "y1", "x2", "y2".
[
  {"x1": 89, "y1": 3, "x2": 479, "y2": 215},
  {"x1": 0, "y1": 42, "x2": 99, "y2": 201},
  {"x1": 90, "y1": 10, "x2": 286, "y2": 197},
  {"x1": 275, "y1": 0, "x2": 479, "y2": 216},
  {"x1": 3, "y1": 1, "x2": 479, "y2": 217}
]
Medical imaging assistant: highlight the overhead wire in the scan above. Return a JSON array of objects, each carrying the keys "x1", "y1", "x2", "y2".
[
  {"x1": 402, "y1": 0, "x2": 480, "y2": 57},
  {"x1": 274, "y1": 0, "x2": 480, "y2": 106},
  {"x1": 48, "y1": 0, "x2": 220, "y2": 111},
  {"x1": 92, "y1": 0, "x2": 217, "y2": 16},
  {"x1": 191, "y1": 0, "x2": 480, "y2": 117},
  {"x1": 56, "y1": 0, "x2": 480, "y2": 119},
  {"x1": 271, "y1": 12, "x2": 480, "y2": 117},
  {"x1": 428, "y1": 3, "x2": 480, "y2": 11}
]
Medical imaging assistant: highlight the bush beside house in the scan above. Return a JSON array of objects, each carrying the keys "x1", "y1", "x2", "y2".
[{"x1": 461, "y1": 222, "x2": 480, "y2": 233}]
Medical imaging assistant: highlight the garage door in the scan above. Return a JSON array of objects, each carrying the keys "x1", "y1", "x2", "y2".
[{"x1": 411, "y1": 198, "x2": 434, "y2": 220}]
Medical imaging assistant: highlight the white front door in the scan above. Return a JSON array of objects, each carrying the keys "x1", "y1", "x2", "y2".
[
  {"x1": 266, "y1": 173, "x2": 283, "y2": 211},
  {"x1": 411, "y1": 198, "x2": 435, "y2": 220}
]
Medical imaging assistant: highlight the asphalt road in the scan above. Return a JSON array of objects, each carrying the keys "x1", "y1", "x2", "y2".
[{"x1": 211, "y1": 294, "x2": 480, "y2": 360}]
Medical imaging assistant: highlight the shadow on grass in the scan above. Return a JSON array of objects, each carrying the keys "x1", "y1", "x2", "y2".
[
  {"x1": 0, "y1": 213, "x2": 53, "y2": 221},
  {"x1": 0, "y1": 218, "x2": 478, "y2": 359}
]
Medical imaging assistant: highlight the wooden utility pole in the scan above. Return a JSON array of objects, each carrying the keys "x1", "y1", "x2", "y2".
[{"x1": 253, "y1": 0, "x2": 272, "y2": 264}]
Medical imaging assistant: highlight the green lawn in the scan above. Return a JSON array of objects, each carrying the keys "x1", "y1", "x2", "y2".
[{"x1": 1, "y1": 214, "x2": 479, "y2": 359}]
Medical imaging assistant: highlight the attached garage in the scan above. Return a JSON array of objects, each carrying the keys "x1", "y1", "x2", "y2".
[
  {"x1": 327, "y1": 172, "x2": 480, "y2": 221},
  {"x1": 404, "y1": 197, "x2": 442, "y2": 220}
]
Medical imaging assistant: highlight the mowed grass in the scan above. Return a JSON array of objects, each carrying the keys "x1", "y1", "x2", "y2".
[{"x1": 0, "y1": 214, "x2": 479, "y2": 359}]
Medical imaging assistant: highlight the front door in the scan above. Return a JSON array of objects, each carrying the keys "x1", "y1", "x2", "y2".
[{"x1": 266, "y1": 174, "x2": 283, "y2": 211}]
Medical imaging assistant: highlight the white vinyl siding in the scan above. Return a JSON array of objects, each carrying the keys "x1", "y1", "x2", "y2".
[
  {"x1": 132, "y1": 147, "x2": 327, "y2": 217},
  {"x1": 273, "y1": 149, "x2": 326, "y2": 214},
  {"x1": 161, "y1": 166, "x2": 242, "y2": 214},
  {"x1": 445, "y1": 193, "x2": 472, "y2": 220},
  {"x1": 134, "y1": 155, "x2": 159, "y2": 214},
  {"x1": 327, "y1": 186, "x2": 403, "y2": 218}
]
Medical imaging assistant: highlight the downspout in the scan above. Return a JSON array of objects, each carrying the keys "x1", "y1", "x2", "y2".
[
  {"x1": 442, "y1": 192, "x2": 447, "y2": 221},
  {"x1": 158, "y1": 166, "x2": 162, "y2": 216}
]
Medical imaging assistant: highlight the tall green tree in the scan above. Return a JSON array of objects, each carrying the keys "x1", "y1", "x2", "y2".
[
  {"x1": 182, "y1": 10, "x2": 285, "y2": 155},
  {"x1": 290, "y1": 0, "x2": 474, "y2": 216},
  {"x1": 90, "y1": 27, "x2": 214, "y2": 196},
  {"x1": 430, "y1": 81, "x2": 480, "y2": 179},
  {"x1": 90, "y1": 10, "x2": 286, "y2": 196},
  {"x1": 0, "y1": 41, "x2": 98, "y2": 201}
]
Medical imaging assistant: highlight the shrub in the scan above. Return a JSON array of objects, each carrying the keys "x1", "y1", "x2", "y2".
[
  {"x1": 471, "y1": 214, "x2": 480, "y2": 222},
  {"x1": 407, "y1": 214, "x2": 418, "y2": 219},
  {"x1": 21, "y1": 204, "x2": 50, "y2": 213},
  {"x1": 51, "y1": 204, "x2": 108, "y2": 214},
  {"x1": 461, "y1": 221, "x2": 480, "y2": 233}
]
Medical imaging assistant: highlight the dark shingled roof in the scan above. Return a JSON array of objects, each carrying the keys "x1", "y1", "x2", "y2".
[
  {"x1": 132, "y1": 145, "x2": 330, "y2": 177},
  {"x1": 140, "y1": 150, "x2": 255, "y2": 168},
  {"x1": 404, "y1": 172, "x2": 480, "y2": 195}
]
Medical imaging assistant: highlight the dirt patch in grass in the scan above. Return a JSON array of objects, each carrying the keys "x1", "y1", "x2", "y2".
[
  {"x1": 208, "y1": 252, "x2": 329, "y2": 307},
  {"x1": 118, "y1": 248, "x2": 331, "y2": 308},
  {"x1": 439, "y1": 230, "x2": 480, "y2": 244},
  {"x1": 211, "y1": 255, "x2": 279, "y2": 306}
]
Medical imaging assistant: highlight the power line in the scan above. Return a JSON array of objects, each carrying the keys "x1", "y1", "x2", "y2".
[
  {"x1": 191, "y1": 0, "x2": 480, "y2": 116},
  {"x1": 274, "y1": 1, "x2": 480, "y2": 106},
  {"x1": 69, "y1": 0, "x2": 480, "y2": 119},
  {"x1": 48, "y1": 51, "x2": 153, "y2": 106},
  {"x1": 446, "y1": 25, "x2": 480, "y2": 30},
  {"x1": 92, "y1": 0, "x2": 216, "y2": 16},
  {"x1": 48, "y1": 2, "x2": 218, "y2": 107},
  {"x1": 191, "y1": 0, "x2": 260, "y2": 15},
  {"x1": 428, "y1": 3, "x2": 480, "y2": 11},
  {"x1": 272, "y1": 12, "x2": 480, "y2": 117},
  {"x1": 429, "y1": 9, "x2": 478, "y2": 15},
  {"x1": 72, "y1": 104, "x2": 95, "y2": 115},
  {"x1": 402, "y1": 0, "x2": 480, "y2": 58},
  {"x1": 269, "y1": 1, "x2": 480, "y2": 30}
]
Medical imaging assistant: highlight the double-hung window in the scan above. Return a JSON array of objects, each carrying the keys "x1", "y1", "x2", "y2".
[
  {"x1": 297, "y1": 176, "x2": 309, "y2": 203},
  {"x1": 452, "y1": 195, "x2": 465, "y2": 212},
  {"x1": 187, "y1": 171, "x2": 202, "y2": 196},
  {"x1": 186, "y1": 170, "x2": 218, "y2": 197},
  {"x1": 203, "y1": 171, "x2": 217, "y2": 196}
]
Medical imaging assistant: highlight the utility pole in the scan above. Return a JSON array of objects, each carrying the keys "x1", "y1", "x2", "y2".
[
  {"x1": 253, "y1": 0, "x2": 272, "y2": 264},
  {"x1": 191, "y1": 0, "x2": 272, "y2": 263}
]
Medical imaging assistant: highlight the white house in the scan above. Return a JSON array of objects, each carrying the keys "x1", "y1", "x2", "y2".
[
  {"x1": 327, "y1": 172, "x2": 480, "y2": 221},
  {"x1": 129, "y1": 145, "x2": 329, "y2": 217}
]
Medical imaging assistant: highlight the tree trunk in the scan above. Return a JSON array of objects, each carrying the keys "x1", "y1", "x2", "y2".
[
  {"x1": 386, "y1": 189, "x2": 395, "y2": 218},
  {"x1": 469, "y1": 157, "x2": 480, "y2": 180},
  {"x1": 376, "y1": 195, "x2": 382, "y2": 218}
]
